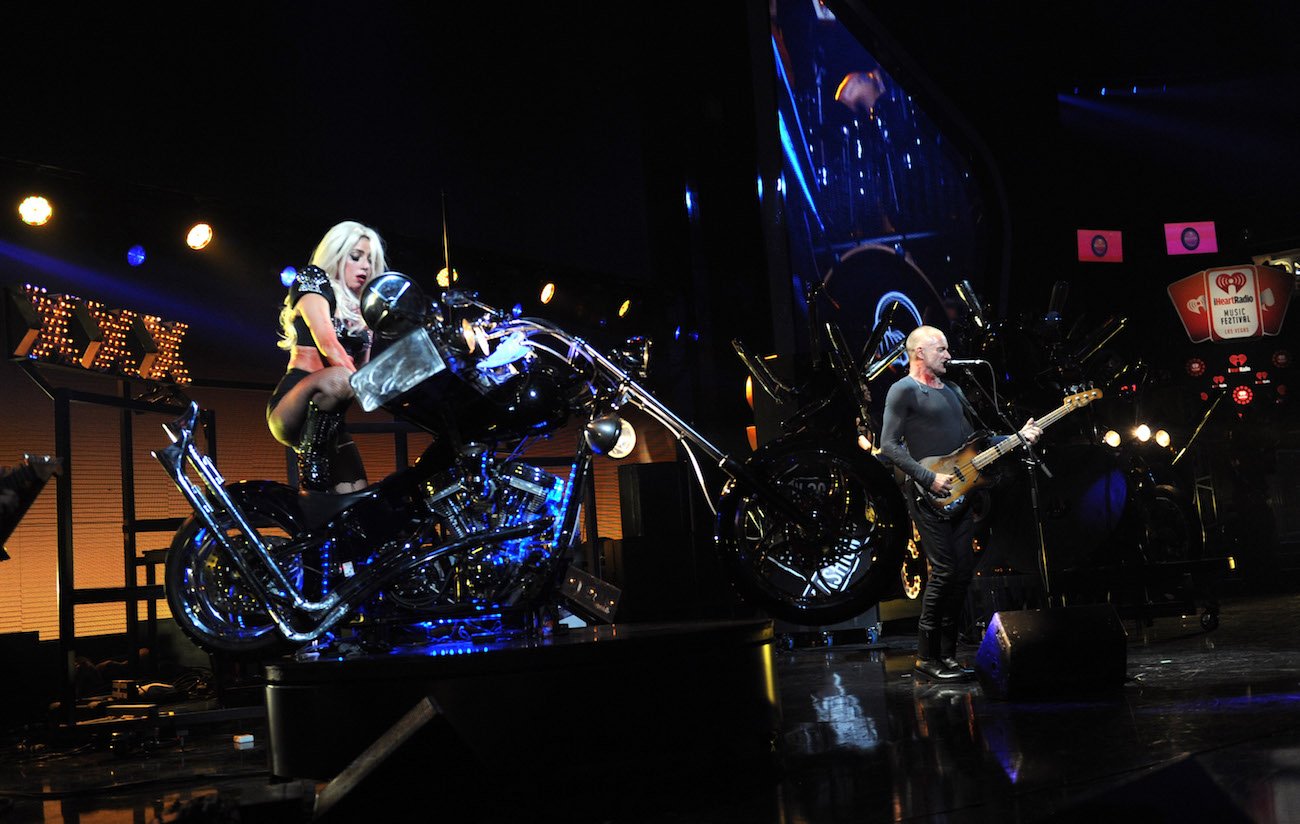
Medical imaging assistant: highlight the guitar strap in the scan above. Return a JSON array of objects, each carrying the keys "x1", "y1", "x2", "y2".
[{"x1": 950, "y1": 382, "x2": 986, "y2": 432}]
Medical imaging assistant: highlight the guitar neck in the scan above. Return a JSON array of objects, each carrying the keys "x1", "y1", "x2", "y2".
[{"x1": 969, "y1": 401, "x2": 1074, "y2": 470}]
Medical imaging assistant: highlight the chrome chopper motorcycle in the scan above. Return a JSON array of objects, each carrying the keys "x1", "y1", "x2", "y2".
[{"x1": 153, "y1": 272, "x2": 909, "y2": 656}]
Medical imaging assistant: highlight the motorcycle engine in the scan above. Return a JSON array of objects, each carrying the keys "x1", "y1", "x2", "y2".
[{"x1": 397, "y1": 447, "x2": 566, "y2": 608}]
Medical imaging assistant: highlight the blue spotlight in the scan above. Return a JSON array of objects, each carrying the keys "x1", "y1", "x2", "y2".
[
  {"x1": 511, "y1": 303, "x2": 523, "y2": 318},
  {"x1": 280, "y1": 266, "x2": 297, "y2": 287},
  {"x1": 126, "y1": 245, "x2": 146, "y2": 267}
]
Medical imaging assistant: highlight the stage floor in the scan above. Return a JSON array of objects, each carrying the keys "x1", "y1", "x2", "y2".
[{"x1": 3, "y1": 591, "x2": 1299, "y2": 822}]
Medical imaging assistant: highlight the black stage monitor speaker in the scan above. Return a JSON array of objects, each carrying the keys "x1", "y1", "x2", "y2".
[
  {"x1": 975, "y1": 604, "x2": 1127, "y2": 700},
  {"x1": 618, "y1": 462, "x2": 689, "y2": 538}
]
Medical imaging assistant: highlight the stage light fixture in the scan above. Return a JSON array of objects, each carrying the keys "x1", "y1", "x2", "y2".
[
  {"x1": 1134, "y1": 424, "x2": 1152, "y2": 443},
  {"x1": 1103, "y1": 430, "x2": 1122, "y2": 448},
  {"x1": 5, "y1": 286, "x2": 44, "y2": 358},
  {"x1": 126, "y1": 245, "x2": 147, "y2": 266},
  {"x1": 280, "y1": 266, "x2": 297, "y2": 287},
  {"x1": 18, "y1": 196, "x2": 52, "y2": 226},
  {"x1": 436, "y1": 267, "x2": 458, "y2": 288},
  {"x1": 5, "y1": 284, "x2": 190, "y2": 383},
  {"x1": 745, "y1": 375, "x2": 754, "y2": 408},
  {"x1": 120, "y1": 315, "x2": 160, "y2": 379},
  {"x1": 186, "y1": 223, "x2": 213, "y2": 250},
  {"x1": 66, "y1": 301, "x2": 105, "y2": 369},
  {"x1": 540, "y1": 282, "x2": 556, "y2": 304},
  {"x1": 1154, "y1": 429, "x2": 1171, "y2": 448},
  {"x1": 617, "y1": 299, "x2": 631, "y2": 318}
]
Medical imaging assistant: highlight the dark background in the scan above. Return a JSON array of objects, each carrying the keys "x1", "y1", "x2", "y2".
[{"x1": 2, "y1": 0, "x2": 1298, "y2": 436}]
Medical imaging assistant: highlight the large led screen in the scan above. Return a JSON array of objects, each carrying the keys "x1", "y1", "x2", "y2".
[{"x1": 761, "y1": 1, "x2": 994, "y2": 368}]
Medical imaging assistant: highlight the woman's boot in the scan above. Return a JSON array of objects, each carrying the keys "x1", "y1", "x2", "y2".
[{"x1": 296, "y1": 401, "x2": 345, "y2": 492}]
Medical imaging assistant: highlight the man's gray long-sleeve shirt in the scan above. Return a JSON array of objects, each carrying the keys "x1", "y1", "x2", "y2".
[{"x1": 878, "y1": 376, "x2": 975, "y2": 489}]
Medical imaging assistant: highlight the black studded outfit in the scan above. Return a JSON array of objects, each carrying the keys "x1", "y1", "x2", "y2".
[{"x1": 267, "y1": 265, "x2": 368, "y2": 488}]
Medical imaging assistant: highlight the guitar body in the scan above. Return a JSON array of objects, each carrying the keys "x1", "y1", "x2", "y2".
[
  {"x1": 914, "y1": 432, "x2": 992, "y2": 519},
  {"x1": 905, "y1": 388, "x2": 1103, "y2": 520}
]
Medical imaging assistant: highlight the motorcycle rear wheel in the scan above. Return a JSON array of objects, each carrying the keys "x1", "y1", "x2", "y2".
[
  {"x1": 165, "y1": 490, "x2": 307, "y2": 657},
  {"x1": 716, "y1": 440, "x2": 909, "y2": 627}
]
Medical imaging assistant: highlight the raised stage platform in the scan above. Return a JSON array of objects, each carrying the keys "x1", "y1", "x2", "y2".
[{"x1": 263, "y1": 618, "x2": 781, "y2": 820}]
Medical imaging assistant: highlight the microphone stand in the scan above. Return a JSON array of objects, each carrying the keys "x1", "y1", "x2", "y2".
[{"x1": 956, "y1": 364, "x2": 1058, "y2": 608}]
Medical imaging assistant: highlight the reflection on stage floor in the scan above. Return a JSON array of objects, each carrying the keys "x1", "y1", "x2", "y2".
[{"x1": 2, "y1": 591, "x2": 1299, "y2": 822}]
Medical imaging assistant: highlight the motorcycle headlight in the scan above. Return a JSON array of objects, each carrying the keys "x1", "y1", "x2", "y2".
[
  {"x1": 361, "y1": 272, "x2": 429, "y2": 339},
  {"x1": 585, "y1": 415, "x2": 637, "y2": 459}
]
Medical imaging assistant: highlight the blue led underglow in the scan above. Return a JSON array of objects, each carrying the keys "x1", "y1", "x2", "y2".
[
  {"x1": 1134, "y1": 691, "x2": 1300, "y2": 713},
  {"x1": 280, "y1": 266, "x2": 297, "y2": 287},
  {"x1": 126, "y1": 245, "x2": 146, "y2": 266}
]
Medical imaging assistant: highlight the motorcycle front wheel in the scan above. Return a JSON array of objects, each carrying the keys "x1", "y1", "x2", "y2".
[
  {"x1": 716, "y1": 440, "x2": 909, "y2": 627},
  {"x1": 165, "y1": 485, "x2": 308, "y2": 657}
]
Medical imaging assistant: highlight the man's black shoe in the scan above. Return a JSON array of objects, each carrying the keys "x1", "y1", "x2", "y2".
[
  {"x1": 913, "y1": 658, "x2": 968, "y2": 682},
  {"x1": 940, "y1": 657, "x2": 975, "y2": 678}
]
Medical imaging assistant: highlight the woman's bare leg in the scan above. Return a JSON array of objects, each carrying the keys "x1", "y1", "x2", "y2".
[
  {"x1": 267, "y1": 366, "x2": 355, "y2": 447},
  {"x1": 267, "y1": 367, "x2": 368, "y2": 491}
]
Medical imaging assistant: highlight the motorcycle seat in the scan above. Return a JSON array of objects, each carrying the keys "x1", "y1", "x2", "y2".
[{"x1": 296, "y1": 488, "x2": 373, "y2": 529}]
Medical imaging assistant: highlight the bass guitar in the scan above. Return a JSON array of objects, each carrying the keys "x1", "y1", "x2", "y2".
[{"x1": 911, "y1": 388, "x2": 1103, "y2": 519}]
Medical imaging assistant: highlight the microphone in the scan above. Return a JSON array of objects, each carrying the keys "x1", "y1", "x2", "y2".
[{"x1": 945, "y1": 358, "x2": 989, "y2": 367}]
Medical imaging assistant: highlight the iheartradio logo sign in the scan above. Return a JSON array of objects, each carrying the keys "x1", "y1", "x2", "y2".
[
  {"x1": 1215, "y1": 271, "x2": 1248, "y2": 293},
  {"x1": 1168, "y1": 265, "x2": 1292, "y2": 342}
]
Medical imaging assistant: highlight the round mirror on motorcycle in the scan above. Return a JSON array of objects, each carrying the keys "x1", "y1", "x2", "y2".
[
  {"x1": 612, "y1": 336, "x2": 652, "y2": 380},
  {"x1": 585, "y1": 415, "x2": 637, "y2": 459},
  {"x1": 361, "y1": 271, "x2": 429, "y2": 339}
]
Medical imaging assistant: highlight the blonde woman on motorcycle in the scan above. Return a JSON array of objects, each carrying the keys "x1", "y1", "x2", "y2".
[{"x1": 266, "y1": 220, "x2": 387, "y2": 493}]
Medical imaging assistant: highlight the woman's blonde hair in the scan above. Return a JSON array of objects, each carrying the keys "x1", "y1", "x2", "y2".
[{"x1": 277, "y1": 221, "x2": 387, "y2": 350}]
